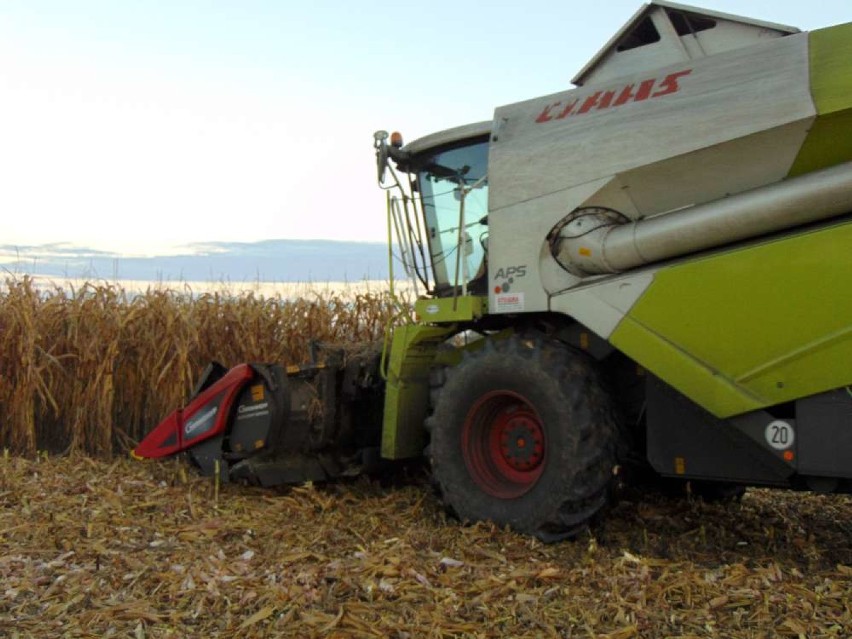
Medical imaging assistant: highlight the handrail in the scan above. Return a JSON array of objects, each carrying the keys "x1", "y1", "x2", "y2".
[{"x1": 452, "y1": 174, "x2": 487, "y2": 311}]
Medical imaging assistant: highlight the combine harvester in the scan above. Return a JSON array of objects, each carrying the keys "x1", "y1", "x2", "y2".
[{"x1": 135, "y1": 2, "x2": 852, "y2": 541}]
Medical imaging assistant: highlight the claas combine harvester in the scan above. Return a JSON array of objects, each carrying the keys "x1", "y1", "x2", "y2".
[{"x1": 135, "y1": 2, "x2": 852, "y2": 541}]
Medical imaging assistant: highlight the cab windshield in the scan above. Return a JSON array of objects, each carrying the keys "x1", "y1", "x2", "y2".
[{"x1": 416, "y1": 138, "x2": 489, "y2": 295}]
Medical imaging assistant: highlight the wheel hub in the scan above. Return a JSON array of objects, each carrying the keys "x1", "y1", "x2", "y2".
[
  {"x1": 462, "y1": 391, "x2": 546, "y2": 498},
  {"x1": 498, "y1": 415, "x2": 545, "y2": 472}
]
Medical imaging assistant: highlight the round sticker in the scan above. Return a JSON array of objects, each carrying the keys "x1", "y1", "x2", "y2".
[{"x1": 764, "y1": 420, "x2": 794, "y2": 450}]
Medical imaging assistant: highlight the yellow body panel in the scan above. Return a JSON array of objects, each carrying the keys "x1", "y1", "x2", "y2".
[
  {"x1": 610, "y1": 221, "x2": 852, "y2": 417},
  {"x1": 790, "y1": 23, "x2": 852, "y2": 176}
]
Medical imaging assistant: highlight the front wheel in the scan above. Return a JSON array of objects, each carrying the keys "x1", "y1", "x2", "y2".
[{"x1": 426, "y1": 332, "x2": 618, "y2": 542}]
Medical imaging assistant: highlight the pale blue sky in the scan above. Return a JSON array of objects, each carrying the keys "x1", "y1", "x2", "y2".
[{"x1": 0, "y1": 1, "x2": 848, "y2": 255}]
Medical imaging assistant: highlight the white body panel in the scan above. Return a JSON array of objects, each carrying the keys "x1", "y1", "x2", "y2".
[
  {"x1": 574, "y1": 2, "x2": 797, "y2": 86},
  {"x1": 487, "y1": 33, "x2": 815, "y2": 314},
  {"x1": 489, "y1": 33, "x2": 813, "y2": 213},
  {"x1": 549, "y1": 271, "x2": 656, "y2": 339}
]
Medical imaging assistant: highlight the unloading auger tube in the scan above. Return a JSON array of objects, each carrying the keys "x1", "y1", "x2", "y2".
[{"x1": 552, "y1": 160, "x2": 852, "y2": 275}]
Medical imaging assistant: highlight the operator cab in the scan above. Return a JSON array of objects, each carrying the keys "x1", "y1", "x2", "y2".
[{"x1": 375, "y1": 122, "x2": 491, "y2": 297}]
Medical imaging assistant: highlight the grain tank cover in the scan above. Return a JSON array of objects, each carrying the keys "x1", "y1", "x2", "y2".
[{"x1": 572, "y1": 1, "x2": 799, "y2": 86}]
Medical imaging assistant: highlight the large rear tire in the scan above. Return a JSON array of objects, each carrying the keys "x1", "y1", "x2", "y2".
[{"x1": 426, "y1": 332, "x2": 617, "y2": 542}]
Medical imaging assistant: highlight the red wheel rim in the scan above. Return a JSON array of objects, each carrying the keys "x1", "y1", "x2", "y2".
[{"x1": 461, "y1": 390, "x2": 546, "y2": 498}]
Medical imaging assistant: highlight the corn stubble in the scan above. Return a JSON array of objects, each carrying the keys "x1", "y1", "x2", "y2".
[
  {"x1": 0, "y1": 276, "x2": 402, "y2": 456},
  {"x1": 1, "y1": 455, "x2": 851, "y2": 638}
]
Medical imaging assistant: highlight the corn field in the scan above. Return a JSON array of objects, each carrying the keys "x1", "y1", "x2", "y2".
[{"x1": 0, "y1": 276, "x2": 406, "y2": 457}]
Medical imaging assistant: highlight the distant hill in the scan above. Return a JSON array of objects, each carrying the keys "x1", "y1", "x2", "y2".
[{"x1": 0, "y1": 239, "x2": 408, "y2": 284}]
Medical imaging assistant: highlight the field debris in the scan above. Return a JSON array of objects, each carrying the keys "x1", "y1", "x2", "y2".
[{"x1": 2, "y1": 454, "x2": 852, "y2": 637}]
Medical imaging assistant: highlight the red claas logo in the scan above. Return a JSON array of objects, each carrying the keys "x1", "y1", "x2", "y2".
[{"x1": 535, "y1": 69, "x2": 692, "y2": 123}]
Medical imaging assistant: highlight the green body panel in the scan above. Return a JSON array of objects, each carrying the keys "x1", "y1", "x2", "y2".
[
  {"x1": 610, "y1": 221, "x2": 852, "y2": 418},
  {"x1": 414, "y1": 295, "x2": 486, "y2": 323},
  {"x1": 381, "y1": 323, "x2": 455, "y2": 459},
  {"x1": 789, "y1": 23, "x2": 852, "y2": 176},
  {"x1": 380, "y1": 297, "x2": 487, "y2": 459}
]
